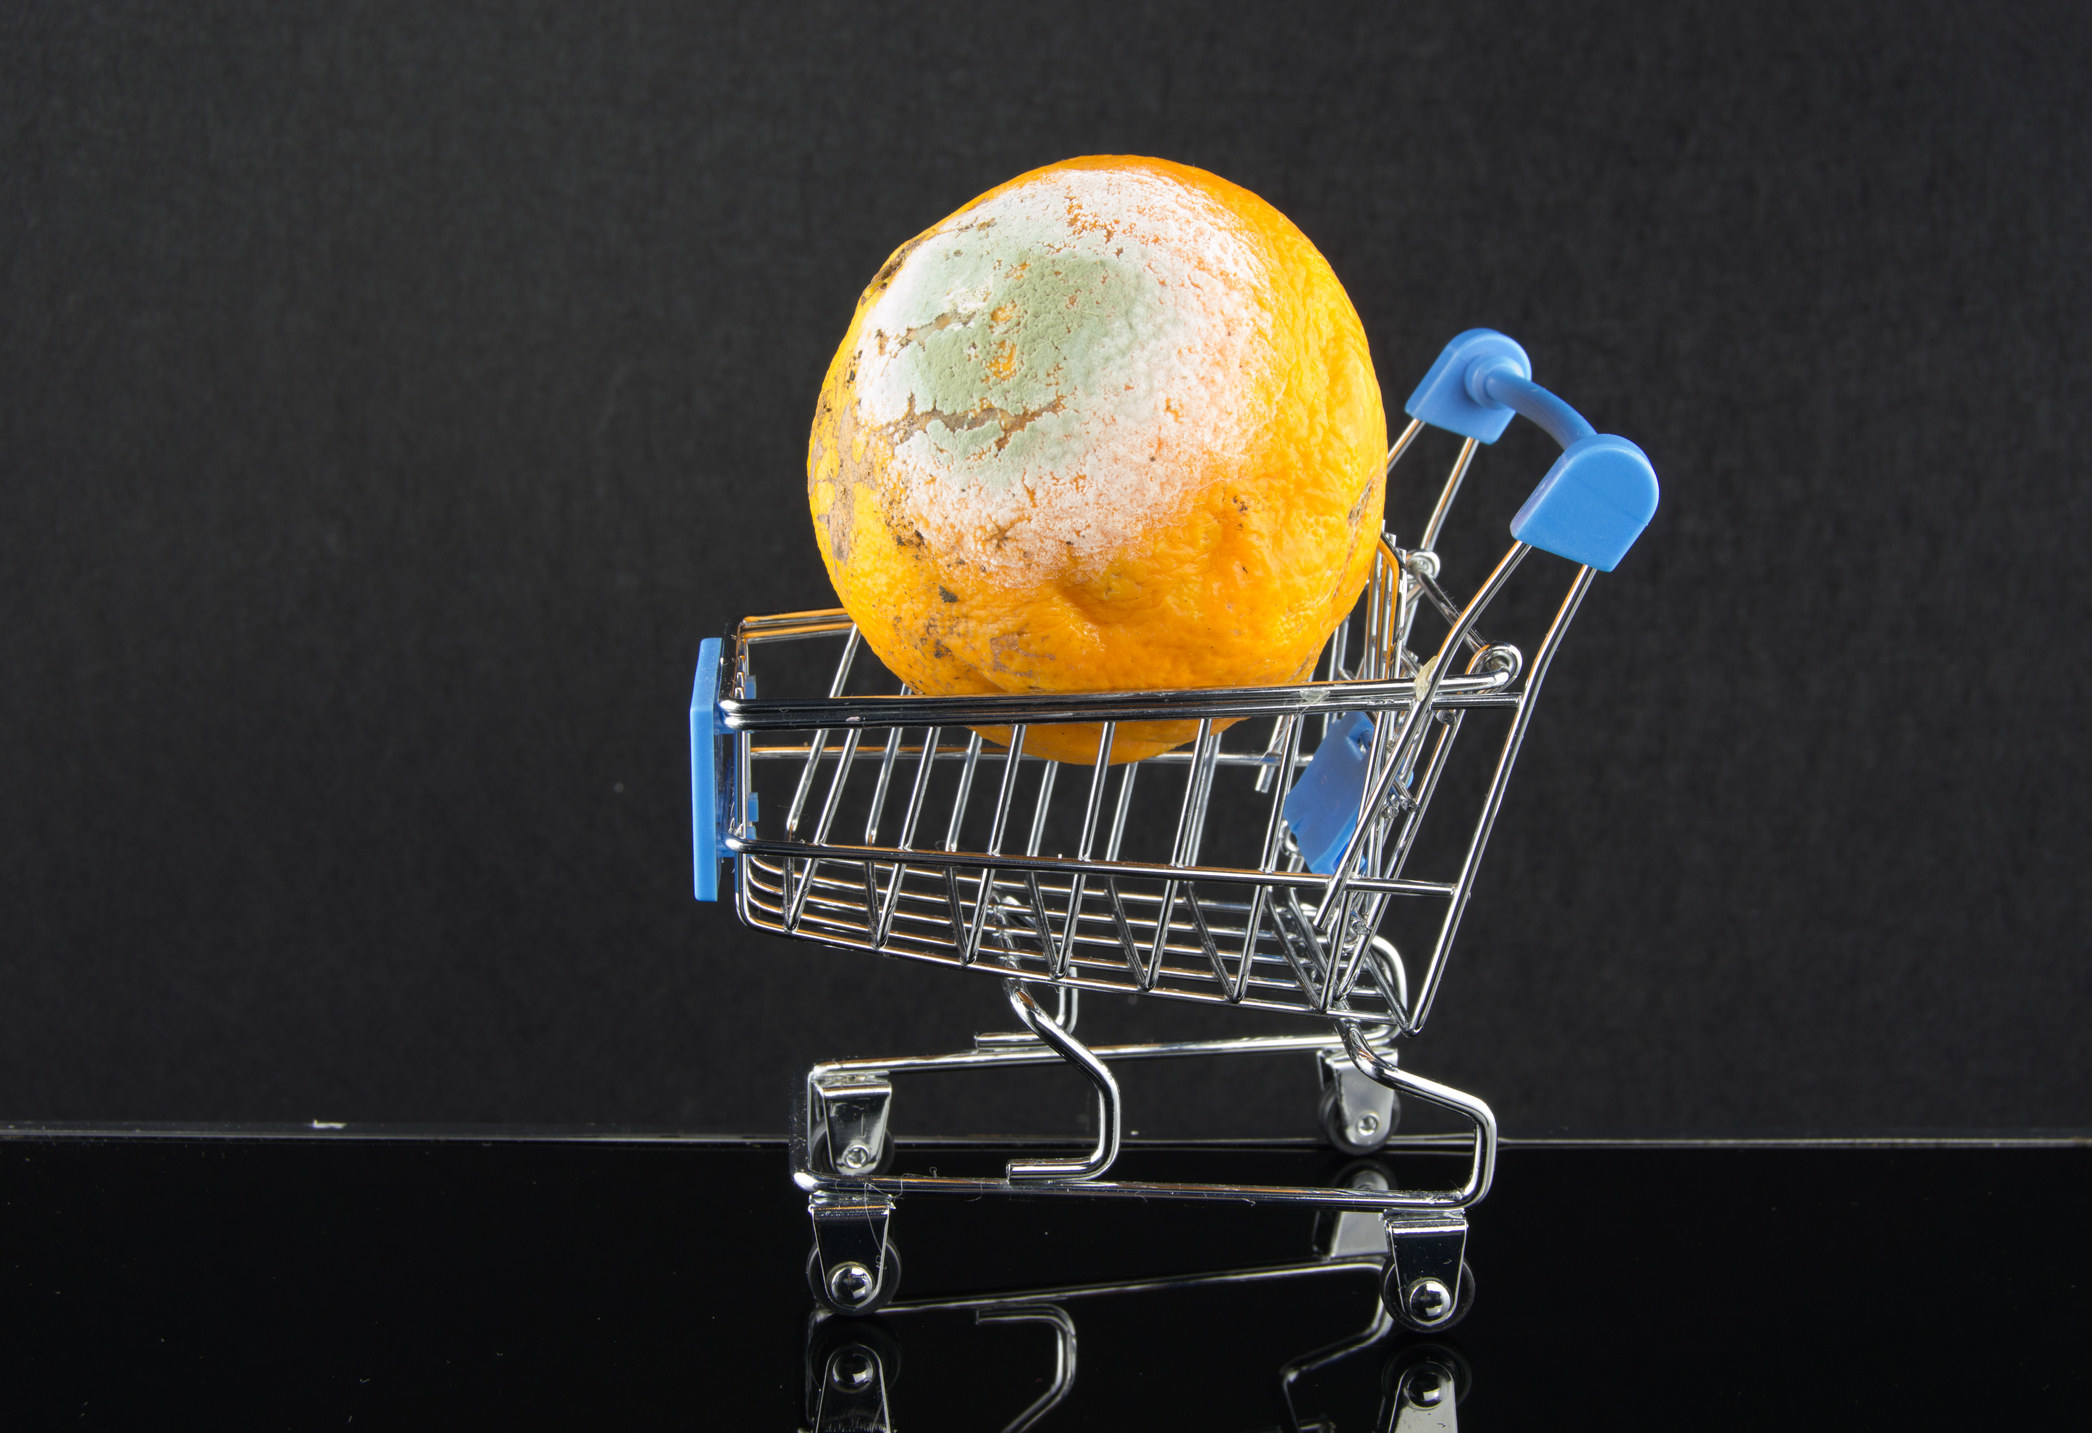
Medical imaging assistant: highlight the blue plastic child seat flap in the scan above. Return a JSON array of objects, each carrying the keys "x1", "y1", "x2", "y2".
[
  {"x1": 690, "y1": 637, "x2": 725, "y2": 901},
  {"x1": 1404, "y1": 329, "x2": 1532, "y2": 444},
  {"x1": 1282, "y1": 712, "x2": 1377, "y2": 875},
  {"x1": 1509, "y1": 434, "x2": 1660, "y2": 572}
]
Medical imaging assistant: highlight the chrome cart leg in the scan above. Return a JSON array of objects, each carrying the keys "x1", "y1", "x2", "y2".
[
  {"x1": 809, "y1": 1071, "x2": 895, "y2": 1177},
  {"x1": 1003, "y1": 979, "x2": 1122, "y2": 1183},
  {"x1": 1337, "y1": 1022, "x2": 1498, "y2": 1208},
  {"x1": 807, "y1": 1186, "x2": 902, "y2": 1317},
  {"x1": 1333, "y1": 1023, "x2": 1490, "y2": 1331},
  {"x1": 1381, "y1": 1213, "x2": 1474, "y2": 1333},
  {"x1": 1319, "y1": 1046, "x2": 1401, "y2": 1155}
]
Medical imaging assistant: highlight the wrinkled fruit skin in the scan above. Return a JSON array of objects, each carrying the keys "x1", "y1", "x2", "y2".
[{"x1": 809, "y1": 155, "x2": 1387, "y2": 764}]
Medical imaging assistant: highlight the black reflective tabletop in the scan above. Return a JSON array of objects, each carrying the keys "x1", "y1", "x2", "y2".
[{"x1": 0, "y1": 1132, "x2": 2084, "y2": 1425}]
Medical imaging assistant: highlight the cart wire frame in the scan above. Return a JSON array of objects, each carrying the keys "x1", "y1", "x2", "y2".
[{"x1": 690, "y1": 328, "x2": 1659, "y2": 1328}]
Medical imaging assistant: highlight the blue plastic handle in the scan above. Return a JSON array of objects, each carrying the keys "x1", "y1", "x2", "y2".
[
  {"x1": 1282, "y1": 712, "x2": 1377, "y2": 875},
  {"x1": 690, "y1": 637, "x2": 724, "y2": 901},
  {"x1": 1510, "y1": 434, "x2": 1659, "y2": 572},
  {"x1": 1404, "y1": 329, "x2": 1659, "y2": 572}
]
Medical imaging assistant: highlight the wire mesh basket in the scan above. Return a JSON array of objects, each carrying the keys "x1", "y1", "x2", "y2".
[{"x1": 691, "y1": 328, "x2": 1658, "y2": 1329}]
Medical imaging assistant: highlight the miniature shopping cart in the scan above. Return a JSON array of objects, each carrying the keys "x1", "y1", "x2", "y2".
[{"x1": 691, "y1": 328, "x2": 1658, "y2": 1331}]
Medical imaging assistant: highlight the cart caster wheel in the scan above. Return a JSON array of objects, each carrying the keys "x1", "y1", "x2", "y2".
[
  {"x1": 1319, "y1": 1081, "x2": 1399, "y2": 1156},
  {"x1": 1383, "y1": 1258, "x2": 1475, "y2": 1333},
  {"x1": 807, "y1": 1241, "x2": 903, "y2": 1317}
]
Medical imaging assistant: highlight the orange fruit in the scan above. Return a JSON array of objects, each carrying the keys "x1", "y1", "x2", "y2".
[{"x1": 807, "y1": 155, "x2": 1386, "y2": 764}]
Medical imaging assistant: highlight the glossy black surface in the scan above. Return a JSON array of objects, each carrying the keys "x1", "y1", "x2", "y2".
[{"x1": 0, "y1": 1135, "x2": 2084, "y2": 1424}]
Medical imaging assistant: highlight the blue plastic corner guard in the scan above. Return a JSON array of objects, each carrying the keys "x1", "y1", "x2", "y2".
[
  {"x1": 1403, "y1": 329, "x2": 1532, "y2": 443},
  {"x1": 1510, "y1": 434, "x2": 1660, "y2": 572},
  {"x1": 1405, "y1": 328, "x2": 1659, "y2": 570},
  {"x1": 690, "y1": 637, "x2": 724, "y2": 901},
  {"x1": 1282, "y1": 712, "x2": 1377, "y2": 875}
]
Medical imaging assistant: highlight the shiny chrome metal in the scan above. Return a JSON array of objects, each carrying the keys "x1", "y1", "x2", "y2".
[
  {"x1": 1404, "y1": 1276, "x2": 1453, "y2": 1323},
  {"x1": 811, "y1": 1335, "x2": 892, "y2": 1433},
  {"x1": 1341, "y1": 1022, "x2": 1497, "y2": 1207},
  {"x1": 810, "y1": 1072, "x2": 892, "y2": 1177},
  {"x1": 861, "y1": 694, "x2": 909, "y2": 846},
  {"x1": 829, "y1": 1262, "x2": 876, "y2": 1306},
  {"x1": 1251, "y1": 704, "x2": 1295, "y2": 793},
  {"x1": 831, "y1": 1237, "x2": 1403, "y2": 1433},
  {"x1": 1384, "y1": 415, "x2": 1426, "y2": 477},
  {"x1": 1003, "y1": 980, "x2": 1121, "y2": 1182},
  {"x1": 974, "y1": 1304, "x2": 1076, "y2": 1433},
  {"x1": 788, "y1": 1025, "x2": 1492, "y2": 1214},
  {"x1": 1381, "y1": 1212, "x2": 1469, "y2": 1334},
  {"x1": 1320, "y1": 1047, "x2": 1400, "y2": 1154},
  {"x1": 1402, "y1": 564, "x2": 1595, "y2": 1036},
  {"x1": 1386, "y1": 1344, "x2": 1466, "y2": 1433},
  {"x1": 877, "y1": 721, "x2": 940, "y2": 945},
  {"x1": 1316, "y1": 1162, "x2": 1398, "y2": 1260},
  {"x1": 807, "y1": 1185, "x2": 896, "y2": 1315},
  {"x1": 723, "y1": 667, "x2": 1519, "y2": 733},
  {"x1": 1314, "y1": 542, "x2": 1530, "y2": 941},
  {"x1": 734, "y1": 416, "x2": 1624, "y2": 1322},
  {"x1": 782, "y1": 630, "x2": 850, "y2": 831},
  {"x1": 722, "y1": 552, "x2": 1559, "y2": 1016},
  {"x1": 1147, "y1": 718, "x2": 1218, "y2": 989},
  {"x1": 826, "y1": 1345, "x2": 877, "y2": 1391},
  {"x1": 1235, "y1": 713, "x2": 1302, "y2": 1001},
  {"x1": 942, "y1": 729, "x2": 983, "y2": 853},
  {"x1": 1416, "y1": 435, "x2": 1479, "y2": 554},
  {"x1": 1023, "y1": 755, "x2": 1057, "y2": 857},
  {"x1": 785, "y1": 722, "x2": 861, "y2": 930}
]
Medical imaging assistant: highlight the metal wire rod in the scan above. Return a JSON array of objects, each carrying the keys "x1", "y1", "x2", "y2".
[
  {"x1": 1316, "y1": 543, "x2": 1531, "y2": 936},
  {"x1": 1405, "y1": 565, "x2": 1595, "y2": 1034},
  {"x1": 1004, "y1": 981, "x2": 1122, "y2": 1182},
  {"x1": 721, "y1": 669, "x2": 1520, "y2": 733}
]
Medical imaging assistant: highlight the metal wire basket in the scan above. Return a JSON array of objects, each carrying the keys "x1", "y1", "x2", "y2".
[{"x1": 692, "y1": 328, "x2": 1658, "y2": 1330}]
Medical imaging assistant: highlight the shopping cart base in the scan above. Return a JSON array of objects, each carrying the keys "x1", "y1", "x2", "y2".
[{"x1": 793, "y1": 978, "x2": 1491, "y2": 1330}]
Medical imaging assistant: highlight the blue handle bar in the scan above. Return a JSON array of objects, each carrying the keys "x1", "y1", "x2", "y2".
[
  {"x1": 691, "y1": 637, "x2": 724, "y2": 900},
  {"x1": 1403, "y1": 329, "x2": 1658, "y2": 572}
]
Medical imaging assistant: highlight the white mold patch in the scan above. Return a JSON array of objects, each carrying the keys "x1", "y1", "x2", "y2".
[{"x1": 850, "y1": 166, "x2": 1273, "y2": 575}]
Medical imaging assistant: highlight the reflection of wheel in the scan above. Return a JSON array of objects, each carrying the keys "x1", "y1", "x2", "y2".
[
  {"x1": 806, "y1": 1241, "x2": 903, "y2": 1317},
  {"x1": 1318, "y1": 1082, "x2": 1399, "y2": 1156},
  {"x1": 1382, "y1": 1258, "x2": 1476, "y2": 1333},
  {"x1": 1381, "y1": 1340, "x2": 1472, "y2": 1410},
  {"x1": 807, "y1": 1314, "x2": 902, "y2": 1393}
]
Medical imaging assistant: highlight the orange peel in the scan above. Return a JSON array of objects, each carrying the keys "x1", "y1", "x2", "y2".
[{"x1": 808, "y1": 155, "x2": 1386, "y2": 763}]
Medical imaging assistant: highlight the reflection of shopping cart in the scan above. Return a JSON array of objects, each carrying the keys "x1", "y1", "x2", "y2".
[
  {"x1": 692, "y1": 329, "x2": 1658, "y2": 1330},
  {"x1": 804, "y1": 1168, "x2": 1471, "y2": 1433},
  {"x1": 799, "y1": 1163, "x2": 1472, "y2": 1430}
]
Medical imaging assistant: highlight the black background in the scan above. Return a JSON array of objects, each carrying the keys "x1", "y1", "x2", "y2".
[
  {"x1": 2, "y1": 1, "x2": 2086, "y2": 1135},
  {"x1": 2, "y1": 1136, "x2": 2087, "y2": 1423}
]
